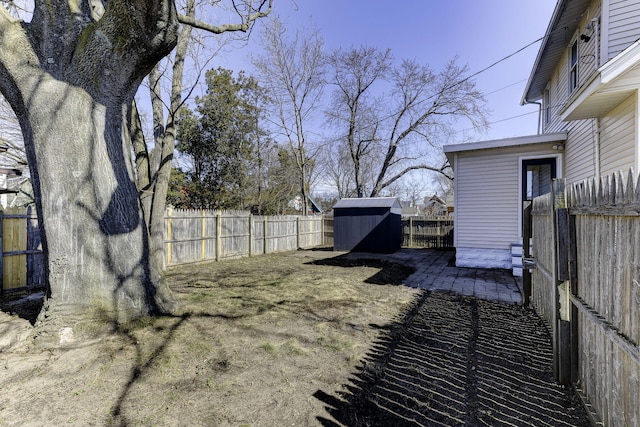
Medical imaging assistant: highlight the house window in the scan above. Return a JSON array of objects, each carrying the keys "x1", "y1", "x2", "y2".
[
  {"x1": 569, "y1": 40, "x2": 578, "y2": 93},
  {"x1": 543, "y1": 87, "x2": 551, "y2": 126}
]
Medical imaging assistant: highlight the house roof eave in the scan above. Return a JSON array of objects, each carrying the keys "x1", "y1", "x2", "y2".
[
  {"x1": 443, "y1": 132, "x2": 568, "y2": 154},
  {"x1": 521, "y1": 0, "x2": 592, "y2": 105},
  {"x1": 444, "y1": 132, "x2": 568, "y2": 170}
]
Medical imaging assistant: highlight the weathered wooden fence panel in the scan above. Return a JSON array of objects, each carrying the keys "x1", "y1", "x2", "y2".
[
  {"x1": 531, "y1": 192, "x2": 556, "y2": 328},
  {"x1": 0, "y1": 207, "x2": 44, "y2": 293},
  {"x1": 323, "y1": 216, "x2": 334, "y2": 247},
  {"x1": 265, "y1": 216, "x2": 297, "y2": 253},
  {"x1": 297, "y1": 216, "x2": 324, "y2": 248},
  {"x1": 401, "y1": 216, "x2": 454, "y2": 248},
  {"x1": 166, "y1": 209, "x2": 220, "y2": 265},
  {"x1": 566, "y1": 172, "x2": 640, "y2": 427},
  {"x1": 219, "y1": 211, "x2": 251, "y2": 260},
  {"x1": 164, "y1": 210, "x2": 325, "y2": 267},
  {"x1": 530, "y1": 171, "x2": 640, "y2": 426}
]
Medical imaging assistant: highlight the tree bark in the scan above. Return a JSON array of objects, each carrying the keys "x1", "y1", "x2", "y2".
[{"x1": 0, "y1": 2, "x2": 179, "y2": 322}]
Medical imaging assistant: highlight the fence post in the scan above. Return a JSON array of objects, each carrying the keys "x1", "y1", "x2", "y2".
[
  {"x1": 166, "y1": 208, "x2": 172, "y2": 267},
  {"x1": 249, "y1": 214, "x2": 254, "y2": 257},
  {"x1": 26, "y1": 206, "x2": 33, "y2": 288},
  {"x1": 297, "y1": 217, "x2": 301, "y2": 249},
  {"x1": 553, "y1": 178, "x2": 572, "y2": 386},
  {"x1": 522, "y1": 201, "x2": 532, "y2": 306},
  {"x1": 201, "y1": 211, "x2": 206, "y2": 261},
  {"x1": 216, "y1": 211, "x2": 222, "y2": 262},
  {"x1": 568, "y1": 206, "x2": 580, "y2": 385},
  {"x1": 264, "y1": 216, "x2": 268, "y2": 254},
  {"x1": 409, "y1": 217, "x2": 414, "y2": 247},
  {"x1": 0, "y1": 210, "x2": 3, "y2": 295}
]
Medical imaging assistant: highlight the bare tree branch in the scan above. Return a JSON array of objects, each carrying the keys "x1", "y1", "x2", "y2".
[{"x1": 177, "y1": 0, "x2": 272, "y2": 33}]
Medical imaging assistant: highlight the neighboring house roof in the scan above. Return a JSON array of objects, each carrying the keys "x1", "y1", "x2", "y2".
[
  {"x1": 426, "y1": 195, "x2": 445, "y2": 206},
  {"x1": 401, "y1": 206, "x2": 420, "y2": 216},
  {"x1": 443, "y1": 132, "x2": 568, "y2": 166},
  {"x1": 521, "y1": 0, "x2": 592, "y2": 104},
  {"x1": 307, "y1": 196, "x2": 323, "y2": 214}
]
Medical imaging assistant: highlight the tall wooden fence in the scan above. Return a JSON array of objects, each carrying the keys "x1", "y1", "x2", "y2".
[
  {"x1": 164, "y1": 209, "x2": 325, "y2": 267},
  {"x1": 1, "y1": 209, "x2": 454, "y2": 292},
  {"x1": 526, "y1": 172, "x2": 640, "y2": 426},
  {"x1": 0, "y1": 207, "x2": 44, "y2": 294},
  {"x1": 401, "y1": 216, "x2": 454, "y2": 248}
]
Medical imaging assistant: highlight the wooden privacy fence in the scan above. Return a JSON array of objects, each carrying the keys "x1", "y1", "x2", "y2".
[
  {"x1": 164, "y1": 209, "x2": 325, "y2": 267},
  {"x1": 0, "y1": 207, "x2": 44, "y2": 294},
  {"x1": 1, "y1": 209, "x2": 453, "y2": 292},
  {"x1": 320, "y1": 215, "x2": 453, "y2": 249},
  {"x1": 526, "y1": 172, "x2": 640, "y2": 426},
  {"x1": 401, "y1": 216, "x2": 454, "y2": 248}
]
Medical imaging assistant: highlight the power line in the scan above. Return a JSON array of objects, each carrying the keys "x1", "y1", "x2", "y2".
[
  {"x1": 485, "y1": 78, "x2": 528, "y2": 96},
  {"x1": 334, "y1": 35, "x2": 548, "y2": 139},
  {"x1": 457, "y1": 37, "x2": 544, "y2": 86},
  {"x1": 453, "y1": 110, "x2": 539, "y2": 136}
]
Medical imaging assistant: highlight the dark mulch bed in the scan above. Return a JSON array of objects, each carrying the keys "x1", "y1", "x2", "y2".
[{"x1": 315, "y1": 291, "x2": 591, "y2": 427}]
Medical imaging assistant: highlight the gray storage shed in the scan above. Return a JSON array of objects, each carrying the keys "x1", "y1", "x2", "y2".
[{"x1": 333, "y1": 197, "x2": 402, "y2": 253}]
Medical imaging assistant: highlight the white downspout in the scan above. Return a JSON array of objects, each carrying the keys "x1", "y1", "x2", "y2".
[{"x1": 523, "y1": 99, "x2": 543, "y2": 134}]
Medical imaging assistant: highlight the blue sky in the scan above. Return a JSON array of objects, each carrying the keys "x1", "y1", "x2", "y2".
[{"x1": 215, "y1": 0, "x2": 557, "y2": 143}]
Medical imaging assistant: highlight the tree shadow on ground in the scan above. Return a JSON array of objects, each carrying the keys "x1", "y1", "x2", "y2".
[
  {"x1": 314, "y1": 291, "x2": 591, "y2": 427},
  {"x1": 0, "y1": 291, "x2": 44, "y2": 325},
  {"x1": 307, "y1": 255, "x2": 415, "y2": 286}
]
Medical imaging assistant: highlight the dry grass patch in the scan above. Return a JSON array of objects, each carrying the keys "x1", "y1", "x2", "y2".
[{"x1": 0, "y1": 249, "x2": 418, "y2": 427}]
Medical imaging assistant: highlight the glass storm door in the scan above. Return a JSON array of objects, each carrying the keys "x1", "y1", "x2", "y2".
[{"x1": 522, "y1": 158, "x2": 557, "y2": 202}]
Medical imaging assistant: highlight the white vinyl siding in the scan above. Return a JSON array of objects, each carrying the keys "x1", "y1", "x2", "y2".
[
  {"x1": 599, "y1": 93, "x2": 636, "y2": 175},
  {"x1": 564, "y1": 119, "x2": 597, "y2": 183},
  {"x1": 607, "y1": 0, "x2": 640, "y2": 60},
  {"x1": 543, "y1": 4, "x2": 600, "y2": 133},
  {"x1": 546, "y1": 64, "x2": 568, "y2": 133},
  {"x1": 455, "y1": 145, "x2": 557, "y2": 250}
]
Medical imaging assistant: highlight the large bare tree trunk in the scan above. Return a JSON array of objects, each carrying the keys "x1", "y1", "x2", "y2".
[
  {"x1": 0, "y1": 0, "x2": 272, "y2": 329},
  {"x1": 0, "y1": 2, "x2": 179, "y2": 324},
  {"x1": 33, "y1": 87, "x2": 175, "y2": 320}
]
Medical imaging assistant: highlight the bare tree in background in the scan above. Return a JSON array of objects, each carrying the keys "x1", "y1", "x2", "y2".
[
  {"x1": 253, "y1": 17, "x2": 325, "y2": 215},
  {"x1": 327, "y1": 48, "x2": 487, "y2": 198},
  {"x1": 326, "y1": 46, "x2": 391, "y2": 198},
  {"x1": 371, "y1": 58, "x2": 487, "y2": 196},
  {"x1": 0, "y1": 0, "x2": 272, "y2": 326},
  {"x1": 0, "y1": 95, "x2": 26, "y2": 168},
  {"x1": 322, "y1": 143, "x2": 354, "y2": 199}
]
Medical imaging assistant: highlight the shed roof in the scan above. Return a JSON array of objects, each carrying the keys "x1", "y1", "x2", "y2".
[
  {"x1": 443, "y1": 132, "x2": 567, "y2": 166},
  {"x1": 333, "y1": 197, "x2": 401, "y2": 209}
]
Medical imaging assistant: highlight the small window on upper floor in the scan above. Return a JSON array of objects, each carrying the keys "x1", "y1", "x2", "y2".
[
  {"x1": 569, "y1": 40, "x2": 578, "y2": 93},
  {"x1": 543, "y1": 87, "x2": 551, "y2": 127}
]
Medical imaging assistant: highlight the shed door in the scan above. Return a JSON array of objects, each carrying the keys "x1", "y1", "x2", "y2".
[{"x1": 522, "y1": 158, "x2": 557, "y2": 202}]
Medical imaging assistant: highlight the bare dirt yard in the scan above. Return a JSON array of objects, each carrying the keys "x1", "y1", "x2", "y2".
[{"x1": 0, "y1": 249, "x2": 590, "y2": 426}]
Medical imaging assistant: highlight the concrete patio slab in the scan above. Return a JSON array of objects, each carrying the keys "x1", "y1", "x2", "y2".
[{"x1": 346, "y1": 248, "x2": 522, "y2": 304}]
